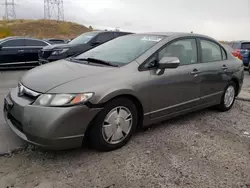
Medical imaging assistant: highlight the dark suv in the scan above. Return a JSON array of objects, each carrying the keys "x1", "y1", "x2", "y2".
[
  {"x1": 38, "y1": 31, "x2": 132, "y2": 64},
  {"x1": 231, "y1": 41, "x2": 250, "y2": 72}
]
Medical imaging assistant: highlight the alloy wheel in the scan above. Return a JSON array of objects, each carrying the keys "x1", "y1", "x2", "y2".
[{"x1": 224, "y1": 85, "x2": 235, "y2": 108}]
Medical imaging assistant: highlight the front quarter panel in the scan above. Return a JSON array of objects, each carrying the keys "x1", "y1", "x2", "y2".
[
  {"x1": 49, "y1": 62, "x2": 152, "y2": 113},
  {"x1": 87, "y1": 63, "x2": 151, "y2": 113}
]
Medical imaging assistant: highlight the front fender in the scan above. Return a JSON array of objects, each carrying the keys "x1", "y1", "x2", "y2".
[{"x1": 89, "y1": 88, "x2": 141, "y2": 104}]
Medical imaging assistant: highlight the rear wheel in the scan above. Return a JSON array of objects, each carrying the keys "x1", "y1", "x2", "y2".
[
  {"x1": 89, "y1": 98, "x2": 138, "y2": 151},
  {"x1": 218, "y1": 82, "x2": 236, "y2": 111}
]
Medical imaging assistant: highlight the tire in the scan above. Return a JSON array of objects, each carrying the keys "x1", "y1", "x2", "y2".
[
  {"x1": 217, "y1": 81, "x2": 236, "y2": 112},
  {"x1": 89, "y1": 98, "x2": 138, "y2": 151}
]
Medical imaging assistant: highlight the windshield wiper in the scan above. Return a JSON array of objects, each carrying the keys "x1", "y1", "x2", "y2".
[{"x1": 72, "y1": 57, "x2": 118, "y2": 67}]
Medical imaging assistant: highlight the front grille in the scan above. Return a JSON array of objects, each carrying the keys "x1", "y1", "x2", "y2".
[
  {"x1": 8, "y1": 113, "x2": 23, "y2": 132},
  {"x1": 39, "y1": 50, "x2": 52, "y2": 59}
]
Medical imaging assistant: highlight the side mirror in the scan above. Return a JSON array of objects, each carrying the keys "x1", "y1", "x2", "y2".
[{"x1": 158, "y1": 57, "x2": 180, "y2": 69}]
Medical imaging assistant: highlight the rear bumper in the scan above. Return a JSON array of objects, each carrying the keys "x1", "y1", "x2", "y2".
[{"x1": 3, "y1": 88, "x2": 102, "y2": 150}]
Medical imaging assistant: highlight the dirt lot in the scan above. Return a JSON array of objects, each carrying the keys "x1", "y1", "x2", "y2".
[{"x1": 0, "y1": 71, "x2": 250, "y2": 188}]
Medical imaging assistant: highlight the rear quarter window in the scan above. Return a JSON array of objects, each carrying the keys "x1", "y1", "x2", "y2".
[{"x1": 241, "y1": 42, "x2": 250, "y2": 50}]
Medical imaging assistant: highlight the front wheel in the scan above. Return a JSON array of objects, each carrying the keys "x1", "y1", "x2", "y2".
[
  {"x1": 218, "y1": 82, "x2": 236, "y2": 112},
  {"x1": 89, "y1": 98, "x2": 138, "y2": 151}
]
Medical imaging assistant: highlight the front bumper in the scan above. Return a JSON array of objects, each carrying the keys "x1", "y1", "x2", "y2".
[{"x1": 3, "y1": 88, "x2": 102, "y2": 150}]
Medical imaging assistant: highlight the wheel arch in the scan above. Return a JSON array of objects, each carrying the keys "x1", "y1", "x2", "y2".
[
  {"x1": 90, "y1": 90, "x2": 145, "y2": 128},
  {"x1": 83, "y1": 92, "x2": 144, "y2": 146},
  {"x1": 231, "y1": 77, "x2": 240, "y2": 96}
]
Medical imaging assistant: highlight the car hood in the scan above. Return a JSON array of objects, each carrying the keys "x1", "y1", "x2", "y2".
[
  {"x1": 21, "y1": 60, "x2": 114, "y2": 93},
  {"x1": 42, "y1": 43, "x2": 87, "y2": 50}
]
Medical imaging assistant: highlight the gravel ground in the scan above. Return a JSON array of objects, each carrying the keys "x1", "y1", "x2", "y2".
[{"x1": 0, "y1": 100, "x2": 250, "y2": 188}]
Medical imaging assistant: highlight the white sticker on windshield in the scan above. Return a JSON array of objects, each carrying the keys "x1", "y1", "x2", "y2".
[{"x1": 141, "y1": 36, "x2": 162, "y2": 42}]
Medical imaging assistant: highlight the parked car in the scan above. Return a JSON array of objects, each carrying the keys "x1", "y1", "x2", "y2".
[
  {"x1": 231, "y1": 41, "x2": 250, "y2": 69},
  {"x1": 4, "y1": 32, "x2": 244, "y2": 151},
  {"x1": 0, "y1": 37, "x2": 50, "y2": 69},
  {"x1": 38, "y1": 31, "x2": 133, "y2": 64},
  {"x1": 43, "y1": 38, "x2": 68, "y2": 44}
]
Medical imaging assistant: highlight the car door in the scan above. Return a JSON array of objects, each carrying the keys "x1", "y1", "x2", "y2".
[
  {"x1": 0, "y1": 39, "x2": 26, "y2": 66},
  {"x1": 198, "y1": 38, "x2": 229, "y2": 104},
  {"x1": 24, "y1": 39, "x2": 49, "y2": 64},
  {"x1": 145, "y1": 38, "x2": 202, "y2": 119}
]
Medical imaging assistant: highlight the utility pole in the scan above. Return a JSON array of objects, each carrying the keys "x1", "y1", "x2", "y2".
[
  {"x1": 44, "y1": 0, "x2": 64, "y2": 21},
  {"x1": 3, "y1": 0, "x2": 16, "y2": 20}
]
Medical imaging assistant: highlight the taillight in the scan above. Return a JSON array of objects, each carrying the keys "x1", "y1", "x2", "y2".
[{"x1": 232, "y1": 49, "x2": 243, "y2": 60}]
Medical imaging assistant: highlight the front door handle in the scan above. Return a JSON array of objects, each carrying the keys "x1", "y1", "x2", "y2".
[
  {"x1": 190, "y1": 69, "x2": 200, "y2": 75},
  {"x1": 222, "y1": 65, "x2": 228, "y2": 71}
]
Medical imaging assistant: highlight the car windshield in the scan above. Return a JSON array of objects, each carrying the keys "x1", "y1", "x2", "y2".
[
  {"x1": 241, "y1": 42, "x2": 250, "y2": 50},
  {"x1": 69, "y1": 32, "x2": 99, "y2": 45},
  {"x1": 74, "y1": 35, "x2": 165, "y2": 65}
]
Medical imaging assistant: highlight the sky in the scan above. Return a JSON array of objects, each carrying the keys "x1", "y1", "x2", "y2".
[{"x1": 0, "y1": 0, "x2": 250, "y2": 41}]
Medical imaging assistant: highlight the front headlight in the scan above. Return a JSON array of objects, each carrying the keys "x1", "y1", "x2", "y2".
[
  {"x1": 51, "y1": 48, "x2": 69, "y2": 55},
  {"x1": 33, "y1": 93, "x2": 94, "y2": 106}
]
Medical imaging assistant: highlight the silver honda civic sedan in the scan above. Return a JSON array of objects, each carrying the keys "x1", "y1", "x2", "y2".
[{"x1": 3, "y1": 32, "x2": 244, "y2": 151}]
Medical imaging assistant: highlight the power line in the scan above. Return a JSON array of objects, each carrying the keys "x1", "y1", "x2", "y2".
[
  {"x1": 3, "y1": 0, "x2": 16, "y2": 20},
  {"x1": 44, "y1": 0, "x2": 64, "y2": 21}
]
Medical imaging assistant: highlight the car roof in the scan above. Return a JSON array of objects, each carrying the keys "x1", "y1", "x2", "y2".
[
  {"x1": 240, "y1": 40, "x2": 250, "y2": 43},
  {"x1": 44, "y1": 38, "x2": 65, "y2": 41},
  {"x1": 1, "y1": 36, "x2": 44, "y2": 40},
  {"x1": 137, "y1": 32, "x2": 213, "y2": 39},
  {"x1": 232, "y1": 40, "x2": 250, "y2": 44},
  {"x1": 89, "y1": 30, "x2": 133, "y2": 34}
]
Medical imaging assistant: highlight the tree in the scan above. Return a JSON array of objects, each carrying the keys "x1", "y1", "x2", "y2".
[{"x1": 89, "y1": 25, "x2": 93, "y2": 30}]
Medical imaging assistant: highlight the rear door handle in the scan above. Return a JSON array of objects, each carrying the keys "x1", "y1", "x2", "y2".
[
  {"x1": 222, "y1": 65, "x2": 228, "y2": 71},
  {"x1": 18, "y1": 49, "x2": 24, "y2": 53},
  {"x1": 190, "y1": 69, "x2": 200, "y2": 75}
]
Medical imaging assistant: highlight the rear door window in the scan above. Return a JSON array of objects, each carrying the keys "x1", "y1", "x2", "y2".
[
  {"x1": 200, "y1": 39, "x2": 222, "y2": 62},
  {"x1": 241, "y1": 42, "x2": 250, "y2": 50},
  {"x1": 1, "y1": 39, "x2": 25, "y2": 47},
  {"x1": 25, "y1": 39, "x2": 48, "y2": 47}
]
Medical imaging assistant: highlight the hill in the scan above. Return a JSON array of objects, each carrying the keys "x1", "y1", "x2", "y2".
[{"x1": 0, "y1": 19, "x2": 91, "y2": 39}]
